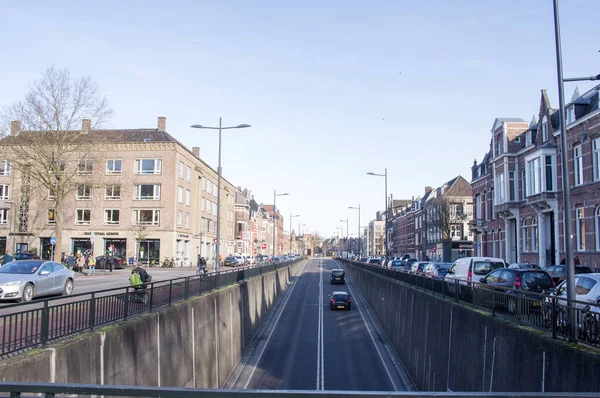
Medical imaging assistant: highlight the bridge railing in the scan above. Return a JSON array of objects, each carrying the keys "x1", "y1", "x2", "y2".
[
  {"x1": 340, "y1": 259, "x2": 600, "y2": 348},
  {"x1": 0, "y1": 259, "x2": 300, "y2": 359}
]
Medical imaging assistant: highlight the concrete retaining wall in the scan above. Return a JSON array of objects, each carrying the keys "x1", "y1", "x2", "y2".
[
  {"x1": 0, "y1": 262, "x2": 302, "y2": 388},
  {"x1": 341, "y1": 259, "x2": 600, "y2": 393}
]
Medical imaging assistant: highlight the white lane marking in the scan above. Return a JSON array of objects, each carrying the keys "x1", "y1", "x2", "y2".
[
  {"x1": 320, "y1": 257, "x2": 325, "y2": 390},
  {"x1": 243, "y1": 259, "x2": 310, "y2": 390},
  {"x1": 336, "y1": 260, "x2": 399, "y2": 391}
]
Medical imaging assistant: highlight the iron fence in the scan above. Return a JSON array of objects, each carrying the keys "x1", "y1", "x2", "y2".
[
  {"x1": 0, "y1": 260, "x2": 299, "y2": 358},
  {"x1": 342, "y1": 259, "x2": 600, "y2": 348}
]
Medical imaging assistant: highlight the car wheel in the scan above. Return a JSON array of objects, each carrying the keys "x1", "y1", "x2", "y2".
[
  {"x1": 63, "y1": 279, "x2": 74, "y2": 296},
  {"x1": 22, "y1": 283, "x2": 34, "y2": 302}
]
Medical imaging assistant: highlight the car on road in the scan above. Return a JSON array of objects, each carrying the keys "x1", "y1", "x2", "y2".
[
  {"x1": 329, "y1": 291, "x2": 351, "y2": 311},
  {"x1": 330, "y1": 269, "x2": 346, "y2": 284},
  {"x1": 12, "y1": 252, "x2": 40, "y2": 261},
  {"x1": 410, "y1": 261, "x2": 430, "y2": 274},
  {"x1": 224, "y1": 256, "x2": 238, "y2": 267},
  {"x1": 508, "y1": 263, "x2": 541, "y2": 270},
  {"x1": 367, "y1": 258, "x2": 382, "y2": 266},
  {"x1": 0, "y1": 260, "x2": 75, "y2": 302},
  {"x1": 388, "y1": 260, "x2": 410, "y2": 271},
  {"x1": 545, "y1": 265, "x2": 593, "y2": 285},
  {"x1": 423, "y1": 262, "x2": 453, "y2": 279}
]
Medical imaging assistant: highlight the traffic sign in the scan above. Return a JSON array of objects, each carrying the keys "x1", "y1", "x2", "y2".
[
  {"x1": 261, "y1": 243, "x2": 267, "y2": 249},
  {"x1": 50, "y1": 237, "x2": 56, "y2": 246}
]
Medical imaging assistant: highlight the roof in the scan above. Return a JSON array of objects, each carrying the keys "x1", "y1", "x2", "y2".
[
  {"x1": 496, "y1": 118, "x2": 525, "y2": 123},
  {"x1": 0, "y1": 128, "x2": 178, "y2": 145}
]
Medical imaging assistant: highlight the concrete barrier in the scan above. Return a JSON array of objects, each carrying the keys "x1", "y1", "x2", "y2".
[
  {"x1": 0, "y1": 261, "x2": 303, "y2": 389},
  {"x1": 339, "y1": 259, "x2": 600, "y2": 393}
]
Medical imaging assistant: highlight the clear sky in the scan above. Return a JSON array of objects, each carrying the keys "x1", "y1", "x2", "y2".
[{"x1": 1, "y1": 0, "x2": 598, "y2": 239}]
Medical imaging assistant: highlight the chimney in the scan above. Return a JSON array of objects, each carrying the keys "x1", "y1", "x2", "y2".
[
  {"x1": 425, "y1": 186, "x2": 432, "y2": 194},
  {"x1": 10, "y1": 121, "x2": 21, "y2": 136},
  {"x1": 82, "y1": 119, "x2": 91, "y2": 134},
  {"x1": 192, "y1": 146, "x2": 200, "y2": 158},
  {"x1": 157, "y1": 117, "x2": 166, "y2": 132}
]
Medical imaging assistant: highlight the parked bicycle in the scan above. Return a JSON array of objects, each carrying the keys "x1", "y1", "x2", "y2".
[{"x1": 162, "y1": 257, "x2": 175, "y2": 268}]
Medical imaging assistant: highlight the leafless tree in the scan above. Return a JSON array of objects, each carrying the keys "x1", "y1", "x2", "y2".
[
  {"x1": 0, "y1": 67, "x2": 112, "y2": 260},
  {"x1": 439, "y1": 197, "x2": 469, "y2": 241}
]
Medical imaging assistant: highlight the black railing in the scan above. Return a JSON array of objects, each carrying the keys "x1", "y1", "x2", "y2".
[
  {"x1": 340, "y1": 259, "x2": 600, "y2": 348},
  {"x1": 0, "y1": 260, "x2": 299, "y2": 358}
]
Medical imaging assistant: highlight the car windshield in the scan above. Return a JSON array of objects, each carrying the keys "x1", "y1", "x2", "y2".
[
  {"x1": 473, "y1": 261, "x2": 504, "y2": 275},
  {"x1": 332, "y1": 270, "x2": 344, "y2": 276},
  {"x1": 0, "y1": 261, "x2": 43, "y2": 274},
  {"x1": 333, "y1": 294, "x2": 348, "y2": 301}
]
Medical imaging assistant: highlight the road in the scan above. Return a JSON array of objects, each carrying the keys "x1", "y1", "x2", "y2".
[{"x1": 228, "y1": 257, "x2": 413, "y2": 391}]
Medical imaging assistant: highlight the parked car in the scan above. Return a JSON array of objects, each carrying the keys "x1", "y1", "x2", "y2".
[
  {"x1": 330, "y1": 269, "x2": 346, "y2": 284},
  {"x1": 406, "y1": 258, "x2": 418, "y2": 266},
  {"x1": 445, "y1": 257, "x2": 507, "y2": 295},
  {"x1": 329, "y1": 291, "x2": 352, "y2": 311},
  {"x1": 546, "y1": 265, "x2": 593, "y2": 285},
  {"x1": 12, "y1": 252, "x2": 40, "y2": 261},
  {"x1": 224, "y1": 256, "x2": 238, "y2": 267},
  {"x1": 508, "y1": 263, "x2": 541, "y2": 270},
  {"x1": 410, "y1": 261, "x2": 430, "y2": 274},
  {"x1": 388, "y1": 260, "x2": 410, "y2": 271},
  {"x1": 423, "y1": 262, "x2": 453, "y2": 279},
  {"x1": 0, "y1": 260, "x2": 75, "y2": 302},
  {"x1": 359, "y1": 257, "x2": 368, "y2": 263},
  {"x1": 95, "y1": 255, "x2": 125, "y2": 269},
  {"x1": 478, "y1": 268, "x2": 554, "y2": 313},
  {"x1": 367, "y1": 258, "x2": 382, "y2": 266}
]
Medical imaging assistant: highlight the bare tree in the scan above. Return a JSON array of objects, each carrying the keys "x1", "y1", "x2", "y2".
[
  {"x1": 439, "y1": 197, "x2": 469, "y2": 241},
  {"x1": 0, "y1": 67, "x2": 112, "y2": 261},
  {"x1": 130, "y1": 224, "x2": 149, "y2": 266}
]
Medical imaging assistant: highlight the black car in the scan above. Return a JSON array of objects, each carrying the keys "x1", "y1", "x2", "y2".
[
  {"x1": 546, "y1": 265, "x2": 592, "y2": 285},
  {"x1": 13, "y1": 252, "x2": 40, "y2": 260},
  {"x1": 329, "y1": 291, "x2": 351, "y2": 311},
  {"x1": 330, "y1": 269, "x2": 345, "y2": 284}
]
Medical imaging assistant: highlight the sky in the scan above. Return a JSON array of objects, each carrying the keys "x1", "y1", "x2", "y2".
[{"x1": 1, "y1": 0, "x2": 598, "y2": 239}]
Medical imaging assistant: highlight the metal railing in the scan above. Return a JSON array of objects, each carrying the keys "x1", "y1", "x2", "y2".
[
  {"x1": 341, "y1": 259, "x2": 600, "y2": 348},
  {"x1": 0, "y1": 259, "x2": 300, "y2": 358}
]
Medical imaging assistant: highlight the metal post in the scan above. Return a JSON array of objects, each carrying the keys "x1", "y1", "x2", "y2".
[
  {"x1": 384, "y1": 168, "x2": 388, "y2": 257},
  {"x1": 358, "y1": 205, "x2": 361, "y2": 256},
  {"x1": 272, "y1": 190, "x2": 276, "y2": 258},
  {"x1": 552, "y1": 0, "x2": 576, "y2": 341},
  {"x1": 216, "y1": 117, "x2": 222, "y2": 272}
]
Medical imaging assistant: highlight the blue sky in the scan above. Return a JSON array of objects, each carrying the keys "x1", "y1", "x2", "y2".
[{"x1": 1, "y1": 0, "x2": 598, "y2": 238}]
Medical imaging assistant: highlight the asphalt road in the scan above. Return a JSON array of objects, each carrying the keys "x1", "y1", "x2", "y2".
[{"x1": 228, "y1": 258, "x2": 413, "y2": 391}]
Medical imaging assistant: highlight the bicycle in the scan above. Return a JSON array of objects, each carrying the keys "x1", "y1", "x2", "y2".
[{"x1": 162, "y1": 257, "x2": 174, "y2": 268}]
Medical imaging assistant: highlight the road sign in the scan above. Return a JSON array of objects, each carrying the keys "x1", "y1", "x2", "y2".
[
  {"x1": 50, "y1": 237, "x2": 56, "y2": 246},
  {"x1": 477, "y1": 241, "x2": 481, "y2": 248},
  {"x1": 261, "y1": 243, "x2": 267, "y2": 249},
  {"x1": 213, "y1": 238, "x2": 217, "y2": 244}
]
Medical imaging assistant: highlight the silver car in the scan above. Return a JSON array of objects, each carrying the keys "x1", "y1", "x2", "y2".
[{"x1": 0, "y1": 260, "x2": 75, "y2": 302}]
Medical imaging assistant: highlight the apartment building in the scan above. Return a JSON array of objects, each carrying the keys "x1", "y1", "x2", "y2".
[{"x1": 0, "y1": 117, "x2": 236, "y2": 266}]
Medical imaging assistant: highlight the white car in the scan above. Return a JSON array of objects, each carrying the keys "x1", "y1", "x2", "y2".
[{"x1": 445, "y1": 257, "x2": 506, "y2": 296}]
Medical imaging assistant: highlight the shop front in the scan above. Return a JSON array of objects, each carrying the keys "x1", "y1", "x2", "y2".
[
  {"x1": 138, "y1": 239, "x2": 160, "y2": 266},
  {"x1": 0, "y1": 237, "x2": 6, "y2": 255},
  {"x1": 40, "y1": 237, "x2": 53, "y2": 260},
  {"x1": 71, "y1": 238, "x2": 91, "y2": 257},
  {"x1": 104, "y1": 238, "x2": 127, "y2": 258}
]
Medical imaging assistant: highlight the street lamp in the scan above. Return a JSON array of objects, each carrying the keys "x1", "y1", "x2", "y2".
[
  {"x1": 367, "y1": 169, "x2": 388, "y2": 257},
  {"x1": 272, "y1": 190, "x2": 289, "y2": 257},
  {"x1": 191, "y1": 119, "x2": 251, "y2": 271},
  {"x1": 349, "y1": 205, "x2": 361, "y2": 255},
  {"x1": 551, "y1": 0, "x2": 600, "y2": 341},
  {"x1": 289, "y1": 214, "x2": 300, "y2": 254},
  {"x1": 3, "y1": 201, "x2": 16, "y2": 254}
]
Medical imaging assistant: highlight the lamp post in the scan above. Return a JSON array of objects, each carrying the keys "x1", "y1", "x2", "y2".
[
  {"x1": 367, "y1": 168, "x2": 388, "y2": 257},
  {"x1": 349, "y1": 205, "x2": 361, "y2": 255},
  {"x1": 191, "y1": 119, "x2": 251, "y2": 271},
  {"x1": 4, "y1": 201, "x2": 16, "y2": 254},
  {"x1": 551, "y1": 0, "x2": 600, "y2": 341},
  {"x1": 272, "y1": 190, "x2": 289, "y2": 258},
  {"x1": 289, "y1": 214, "x2": 300, "y2": 254}
]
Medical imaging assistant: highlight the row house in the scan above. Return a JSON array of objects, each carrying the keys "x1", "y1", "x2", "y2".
[
  {"x1": 470, "y1": 84, "x2": 600, "y2": 269},
  {"x1": 0, "y1": 117, "x2": 237, "y2": 266},
  {"x1": 262, "y1": 205, "x2": 286, "y2": 256},
  {"x1": 390, "y1": 200, "x2": 416, "y2": 257}
]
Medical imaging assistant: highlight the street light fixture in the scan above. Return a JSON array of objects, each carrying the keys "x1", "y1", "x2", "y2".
[
  {"x1": 349, "y1": 205, "x2": 361, "y2": 255},
  {"x1": 367, "y1": 169, "x2": 388, "y2": 257},
  {"x1": 191, "y1": 119, "x2": 251, "y2": 271},
  {"x1": 272, "y1": 190, "x2": 289, "y2": 258},
  {"x1": 289, "y1": 214, "x2": 300, "y2": 255},
  {"x1": 551, "y1": 0, "x2": 600, "y2": 340}
]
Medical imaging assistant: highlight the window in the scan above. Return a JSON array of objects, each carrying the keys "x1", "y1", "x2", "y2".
[
  {"x1": 47, "y1": 209, "x2": 56, "y2": 225},
  {"x1": 0, "y1": 160, "x2": 10, "y2": 176},
  {"x1": 185, "y1": 189, "x2": 191, "y2": 206},
  {"x1": 104, "y1": 209, "x2": 120, "y2": 225},
  {"x1": 213, "y1": 183, "x2": 217, "y2": 196},
  {"x1": 495, "y1": 173, "x2": 505, "y2": 204},
  {"x1": 178, "y1": 161, "x2": 184, "y2": 178},
  {"x1": 185, "y1": 213, "x2": 190, "y2": 229},
  {"x1": 531, "y1": 218, "x2": 538, "y2": 252},
  {"x1": 201, "y1": 197, "x2": 205, "y2": 212},
  {"x1": 520, "y1": 168, "x2": 526, "y2": 200},
  {"x1": 514, "y1": 137, "x2": 521, "y2": 143},
  {"x1": 567, "y1": 106, "x2": 575, "y2": 125},
  {"x1": 76, "y1": 209, "x2": 91, "y2": 225},
  {"x1": 541, "y1": 116, "x2": 548, "y2": 142},
  {"x1": 77, "y1": 159, "x2": 93, "y2": 174},
  {"x1": 522, "y1": 219, "x2": 529, "y2": 252},
  {"x1": 596, "y1": 207, "x2": 600, "y2": 251},
  {"x1": 207, "y1": 180, "x2": 212, "y2": 194},
  {"x1": 206, "y1": 218, "x2": 210, "y2": 232},
  {"x1": 136, "y1": 184, "x2": 161, "y2": 200},
  {"x1": 105, "y1": 184, "x2": 121, "y2": 200},
  {"x1": 0, "y1": 185, "x2": 9, "y2": 200},
  {"x1": 526, "y1": 132, "x2": 532, "y2": 146},
  {"x1": 135, "y1": 159, "x2": 162, "y2": 175},
  {"x1": 574, "y1": 145, "x2": 583, "y2": 186},
  {"x1": 50, "y1": 159, "x2": 65, "y2": 174},
  {"x1": 178, "y1": 186, "x2": 183, "y2": 203},
  {"x1": 186, "y1": 166, "x2": 191, "y2": 182},
  {"x1": 207, "y1": 199, "x2": 211, "y2": 212},
  {"x1": 576, "y1": 207, "x2": 586, "y2": 251},
  {"x1": 213, "y1": 202, "x2": 217, "y2": 215},
  {"x1": 527, "y1": 158, "x2": 541, "y2": 196},
  {"x1": 545, "y1": 156, "x2": 554, "y2": 191},
  {"x1": 451, "y1": 225, "x2": 462, "y2": 239},
  {"x1": 76, "y1": 185, "x2": 92, "y2": 200},
  {"x1": 177, "y1": 211, "x2": 183, "y2": 227},
  {"x1": 106, "y1": 159, "x2": 122, "y2": 175},
  {"x1": 593, "y1": 138, "x2": 600, "y2": 181},
  {"x1": 509, "y1": 172, "x2": 515, "y2": 201},
  {"x1": 0, "y1": 209, "x2": 7, "y2": 224},
  {"x1": 134, "y1": 209, "x2": 160, "y2": 226},
  {"x1": 202, "y1": 177, "x2": 206, "y2": 191}
]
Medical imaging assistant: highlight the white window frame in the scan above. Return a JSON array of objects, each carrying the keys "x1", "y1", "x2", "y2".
[
  {"x1": 104, "y1": 209, "x2": 120, "y2": 225},
  {"x1": 593, "y1": 138, "x2": 600, "y2": 181},
  {"x1": 576, "y1": 207, "x2": 586, "y2": 251},
  {"x1": 178, "y1": 161, "x2": 184, "y2": 178},
  {"x1": 178, "y1": 186, "x2": 183, "y2": 204},
  {"x1": 106, "y1": 159, "x2": 122, "y2": 175},
  {"x1": 530, "y1": 217, "x2": 538, "y2": 252},
  {"x1": 177, "y1": 211, "x2": 183, "y2": 227},
  {"x1": 0, "y1": 208, "x2": 7, "y2": 224},
  {"x1": 135, "y1": 159, "x2": 162, "y2": 175},
  {"x1": 201, "y1": 197, "x2": 205, "y2": 212},
  {"x1": 522, "y1": 219, "x2": 529, "y2": 252},
  {"x1": 574, "y1": 144, "x2": 584, "y2": 186},
  {"x1": 213, "y1": 202, "x2": 217, "y2": 216},
  {"x1": 0, "y1": 160, "x2": 11, "y2": 176},
  {"x1": 105, "y1": 184, "x2": 121, "y2": 200},
  {"x1": 541, "y1": 116, "x2": 548, "y2": 142},
  {"x1": 213, "y1": 183, "x2": 217, "y2": 196},
  {"x1": 134, "y1": 209, "x2": 160, "y2": 226},
  {"x1": 185, "y1": 189, "x2": 191, "y2": 206},
  {"x1": 136, "y1": 184, "x2": 161, "y2": 200},
  {"x1": 207, "y1": 180, "x2": 212, "y2": 194},
  {"x1": 76, "y1": 185, "x2": 92, "y2": 200},
  {"x1": 77, "y1": 159, "x2": 93, "y2": 174},
  {"x1": 0, "y1": 184, "x2": 9, "y2": 200},
  {"x1": 186, "y1": 166, "x2": 191, "y2": 182},
  {"x1": 185, "y1": 212, "x2": 190, "y2": 229},
  {"x1": 76, "y1": 209, "x2": 91, "y2": 225},
  {"x1": 596, "y1": 207, "x2": 600, "y2": 251},
  {"x1": 567, "y1": 105, "x2": 575, "y2": 125},
  {"x1": 494, "y1": 173, "x2": 506, "y2": 204},
  {"x1": 202, "y1": 177, "x2": 206, "y2": 191}
]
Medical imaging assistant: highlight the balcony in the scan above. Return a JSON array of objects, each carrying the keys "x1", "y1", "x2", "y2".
[
  {"x1": 468, "y1": 218, "x2": 484, "y2": 234},
  {"x1": 495, "y1": 200, "x2": 521, "y2": 217},
  {"x1": 527, "y1": 191, "x2": 558, "y2": 212}
]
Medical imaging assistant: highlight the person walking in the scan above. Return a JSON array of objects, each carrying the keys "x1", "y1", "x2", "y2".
[
  {"x1": 77, "y1": 254, "x2": 85, "y2": 272},
  {"x1": 67, "y1": 254, "x2": 75, "y2": 269},
  {"x1": 88, "y1": 254, "x2": 96, "y2": 276}
]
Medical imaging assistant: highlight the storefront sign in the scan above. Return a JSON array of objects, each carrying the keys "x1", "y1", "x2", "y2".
[
  {"x1": 83, "y1": 231, "x2": 120, "y2": 237},
  {"x1": 177, "y1": 233, "x2": 190, "y2": 239}
]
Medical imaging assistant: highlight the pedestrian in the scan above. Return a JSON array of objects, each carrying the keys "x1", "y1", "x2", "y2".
[
  {"x1": 100, "y1": 255, "x2": 107, "y2": 271},
  {"x1": 67, "y1": 254, "x2": 75, "y2": 269},
  {"x1": 574, "y1": 255, "x2": 581, "y2": 266},
  {"x1": 77, "y1": 254, "x2": 85, "y2": 272},
  {"x1": 1, "y1": 250, "x2": 13, "y2": 266},
  {"x1": 108, "y1": 255, "x2": 114, "y2": 272},
  {"x1": 88, "y1": 254, "x2": 96, "y2": 276}
]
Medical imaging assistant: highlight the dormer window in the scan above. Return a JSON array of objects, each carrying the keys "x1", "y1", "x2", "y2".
[
  {"x1": 526, "y1": 131, "x2": 532, "y2": 146},
  {"x1": 566, "y1": 106, "x2": 575, "y2": 125},
  {"x1": 515, "y1": 137, "x2": 521, "y2": 143},
  {"x1": 541, "y1": 116, "x2": 548, "y2": 142}
]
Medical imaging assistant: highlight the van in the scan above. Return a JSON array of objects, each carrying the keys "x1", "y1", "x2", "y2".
[{"x1": 445, "y1": 257, "x2": 506, "y2": 296}]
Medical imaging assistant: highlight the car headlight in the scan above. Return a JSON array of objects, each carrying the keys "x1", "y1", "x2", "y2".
[{"x1": 3, "y1": 280, "x2": 24, "y2": 287}]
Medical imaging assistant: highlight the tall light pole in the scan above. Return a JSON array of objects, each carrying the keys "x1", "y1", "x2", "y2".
[
  {"x1": 4, "y1": 201, "x2": 16, "y2": 254},
  {"x1": 191, "y1": 119, "x2": 251, "y2": 271},
  {"x1": 289, "y1": 214, "x2": 300, "y2": 254},
  {"x1": 552, "y1": 0, "x2": 600, "y2": 340},
  {"x1": 349, "y1": 205, "x2": 361, "y2": 255},
  {"x1": 272, "y1": 190, "x2": 289, "y2": 258},
  {"x1": 367, "y1": 168, "x2": 388, "y2": 257}
]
